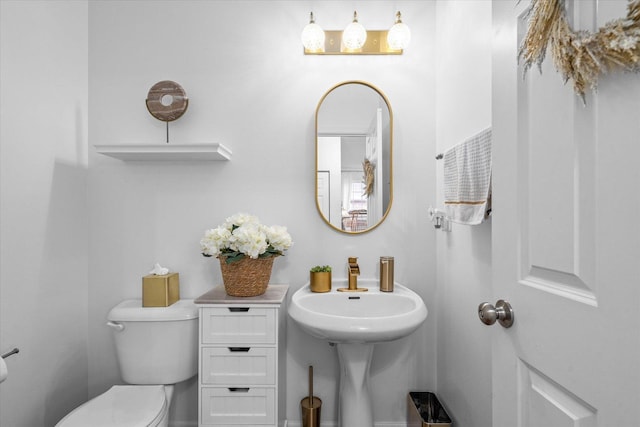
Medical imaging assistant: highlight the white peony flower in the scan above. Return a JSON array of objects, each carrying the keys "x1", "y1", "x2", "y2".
[
  {"x1": 228, "y1": 223, "x2": 268, "y2": 259},
  {"x1": 200, "y1": 226, "x2": 232, "y2": 256},
  {"x1": 224, "y1": 213, "x2": 260, "y2": 230},
  {"x1": 264, "y1": 225, "x2": 293, "y2": 252}
]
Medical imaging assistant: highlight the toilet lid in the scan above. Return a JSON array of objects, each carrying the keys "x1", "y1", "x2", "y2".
[{"x1": 56, "y1": 385, "x2": 167, "y2": 427}]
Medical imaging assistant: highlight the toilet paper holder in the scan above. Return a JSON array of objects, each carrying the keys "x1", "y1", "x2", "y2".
[{"x1": 1, "y1": 348, "x2": 19, "y2": 359}]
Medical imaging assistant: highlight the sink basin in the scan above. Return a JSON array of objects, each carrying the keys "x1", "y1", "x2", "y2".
[
  {"x1": 289, "y1": 279, "x2": 428, "y2": 427},
  {"x1": 289, "y1": 279, "x2": 428, "y2": 343}
]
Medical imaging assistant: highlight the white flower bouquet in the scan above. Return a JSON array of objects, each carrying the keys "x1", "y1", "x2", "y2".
[{"x1": 201, "y1": 213, "x2": 293, "y2": 264}]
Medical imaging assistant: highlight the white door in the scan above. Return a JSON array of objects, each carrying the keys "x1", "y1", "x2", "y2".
[
  {"x1": 366, "y1": 107, "x2": 384, "y2": 225},
  {"x1": 317, "y1": 171, "x2": 330, "y2": 222},
  {"x1": 492, "y1": 1, "x2": 640, "y2": 426}
]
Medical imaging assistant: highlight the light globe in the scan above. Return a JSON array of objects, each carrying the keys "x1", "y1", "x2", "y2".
[
  {"x1": 387, "y1": 11, "x2": 411, "y2": 50},
  {"x1": 343, "y1": 11, "x2": 367, "y2": 50},
  {"x1": 301, "y1": 12, "x2": 325, "y2": 52}
]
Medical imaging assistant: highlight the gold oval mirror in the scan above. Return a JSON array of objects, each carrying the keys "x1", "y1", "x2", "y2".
[{"x1": 315, "y1": 81, "x2": 393, "y2": 233}]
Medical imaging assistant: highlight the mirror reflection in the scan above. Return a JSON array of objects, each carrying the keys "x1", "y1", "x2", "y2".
[{"x1": 316, "y1": 81, "x2": 392, "y2": 233}]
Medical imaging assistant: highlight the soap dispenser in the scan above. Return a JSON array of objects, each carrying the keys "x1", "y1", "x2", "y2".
[{"x1": 380, "y1": 256, "x2": 394, "y2": 292}]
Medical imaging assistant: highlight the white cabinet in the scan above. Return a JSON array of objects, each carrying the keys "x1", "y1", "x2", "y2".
[{"x1": 195, "y1": 285, "x2": 288, "y2": 427}]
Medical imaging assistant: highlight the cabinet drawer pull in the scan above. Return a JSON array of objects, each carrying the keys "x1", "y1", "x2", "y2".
[
  {"x1": 228, "y1": 307, "x2": 250, "y2": 312},
  {"x1": 228, "y1": 387, "x2": 250, "y2": 392},
  {"x1": 228, "y1": 347, "x2": 251, "y2": 352}
]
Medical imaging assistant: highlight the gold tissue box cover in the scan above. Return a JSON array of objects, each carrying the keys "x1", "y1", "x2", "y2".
[{"x1": 142, "y1": 272, "x2": 180, "y2": 307}]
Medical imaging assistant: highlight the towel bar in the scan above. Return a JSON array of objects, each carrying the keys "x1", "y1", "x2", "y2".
[{"x1": 1, "y1": 348, "x2": 19, "y2": 359}]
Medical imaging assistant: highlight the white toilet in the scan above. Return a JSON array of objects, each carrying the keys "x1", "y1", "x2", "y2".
[{"x1": 56, "y1": 299, "x2": 199, "y2": 427}]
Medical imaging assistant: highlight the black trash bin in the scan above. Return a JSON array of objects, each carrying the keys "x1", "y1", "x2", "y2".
[{"x1": 407, "y1": 392, "x2": 452, "y2": 427}]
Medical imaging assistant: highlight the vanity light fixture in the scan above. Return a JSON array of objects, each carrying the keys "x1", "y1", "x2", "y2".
[
  {"x1": 301, "y1": 12, "x2": 325, "y2": 53},
  {"x1": 302, "y1": 10, "x2": 409, "y2": 55}
]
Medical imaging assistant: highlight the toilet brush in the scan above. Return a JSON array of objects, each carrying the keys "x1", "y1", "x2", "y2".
[{"x1": 301, "y1": 365, "x2": 321, "y2": 427}]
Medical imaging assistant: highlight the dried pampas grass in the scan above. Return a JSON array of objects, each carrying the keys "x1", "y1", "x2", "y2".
[
  {"x1": 519, "y1": 0, "x2": 640, "y2": 102},
  {"x1": 363, "y1": 159, "x2": 374, "y2": 197}
]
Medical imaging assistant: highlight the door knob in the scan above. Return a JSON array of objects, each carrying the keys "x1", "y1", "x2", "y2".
[{"x1": 478, "y1": 300, "x2": 514, "y2": 328}]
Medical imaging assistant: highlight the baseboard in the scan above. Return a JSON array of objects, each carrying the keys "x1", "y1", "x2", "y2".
[
  {"x1": 169, "y1": 419, "x2": 404, "y2": 427},
  {"x1": 285, "y1": 423, "x2": 336, "y2": 427},
  {"x1": 286, "y1": 422, "x2": 405, "y2": 427}
]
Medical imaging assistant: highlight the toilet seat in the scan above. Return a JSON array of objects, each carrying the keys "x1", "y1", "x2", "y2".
[{"x1": 55, "y1": 385, "x2": 167, "y2": 427}]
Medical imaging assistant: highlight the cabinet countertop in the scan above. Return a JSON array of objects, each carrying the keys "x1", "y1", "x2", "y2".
[{"x1": 195, "y1": 284, "x2": 288, "y2": 305}]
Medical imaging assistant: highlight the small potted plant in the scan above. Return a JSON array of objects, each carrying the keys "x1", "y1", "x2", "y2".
[{"x1": 310, "y1": 265, "x2": 332, "y2": 293}]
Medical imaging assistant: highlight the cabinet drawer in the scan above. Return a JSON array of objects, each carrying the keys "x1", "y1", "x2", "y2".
[
  {"x1": 200, "y1": 386, "x2": 275, "y2": 425},
  {"x1": 201, "y1": 307, "x2": 276, "y2": 344},
  {"x1": 201, "y1": 347, "x2": 275, "y2": 385}
]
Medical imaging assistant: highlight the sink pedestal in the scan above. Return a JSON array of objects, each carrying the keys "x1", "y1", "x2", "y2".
[
  {"x1": 336, "y1": 343, "x2": 374, "y2": 427},
  {"x1": 288, "y1": 282, "x2": 428, "y2": 427}
]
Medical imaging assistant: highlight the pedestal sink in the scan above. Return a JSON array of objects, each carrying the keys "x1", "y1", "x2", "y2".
[{"x1": 289, "y1": 279, "x2": 427, "y2": 427}]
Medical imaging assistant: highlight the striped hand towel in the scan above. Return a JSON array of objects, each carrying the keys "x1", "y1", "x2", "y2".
[{"x1": 443, "y1": 128, "x2": 492, "y2": 225}]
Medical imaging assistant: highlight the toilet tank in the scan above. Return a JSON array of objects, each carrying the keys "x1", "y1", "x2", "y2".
[{"x1": 107, "y1": 299, "x2": 199, "y2": 385}]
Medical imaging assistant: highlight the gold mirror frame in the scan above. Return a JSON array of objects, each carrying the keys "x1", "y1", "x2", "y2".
[{"x1": 315, "y1": 81, "x2": 393, "y2": 234}]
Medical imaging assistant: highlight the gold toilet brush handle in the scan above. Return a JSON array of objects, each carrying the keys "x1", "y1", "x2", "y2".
[{"x1": 309, "y1": 365, "x2": 313, "y2": 408}]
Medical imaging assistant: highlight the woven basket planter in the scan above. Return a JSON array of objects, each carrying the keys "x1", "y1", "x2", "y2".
[{"x1": 218, "y1": 256, "x2": 276, "y2": 297}]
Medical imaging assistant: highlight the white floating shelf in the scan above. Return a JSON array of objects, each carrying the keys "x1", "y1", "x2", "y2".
[{"x1": 94, "y1": 143, "x2": 232, "y2": 161}]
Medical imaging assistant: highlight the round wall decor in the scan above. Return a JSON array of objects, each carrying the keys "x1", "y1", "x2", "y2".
[{"x1": 145, "y1": 80, "x2": 189, "y2": 122}]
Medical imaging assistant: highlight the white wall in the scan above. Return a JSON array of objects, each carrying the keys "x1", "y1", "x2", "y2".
[
  {"x1": 435, "y1": 1, "x2": 493, "y2": 427},
  {"x1": 87, "y1": 1, "x2": 437, "y2": 426},
  {"x1": 0, "y1": 1, "x2": 89, "y2": 426},
  {"x1": 0, "y1": 2, "x2": 501, "y2": 426}
]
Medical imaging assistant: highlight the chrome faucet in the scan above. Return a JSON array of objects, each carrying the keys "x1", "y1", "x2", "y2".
[{"x1": 338, "y1": 257, "x2": 368, "y2": 292}]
